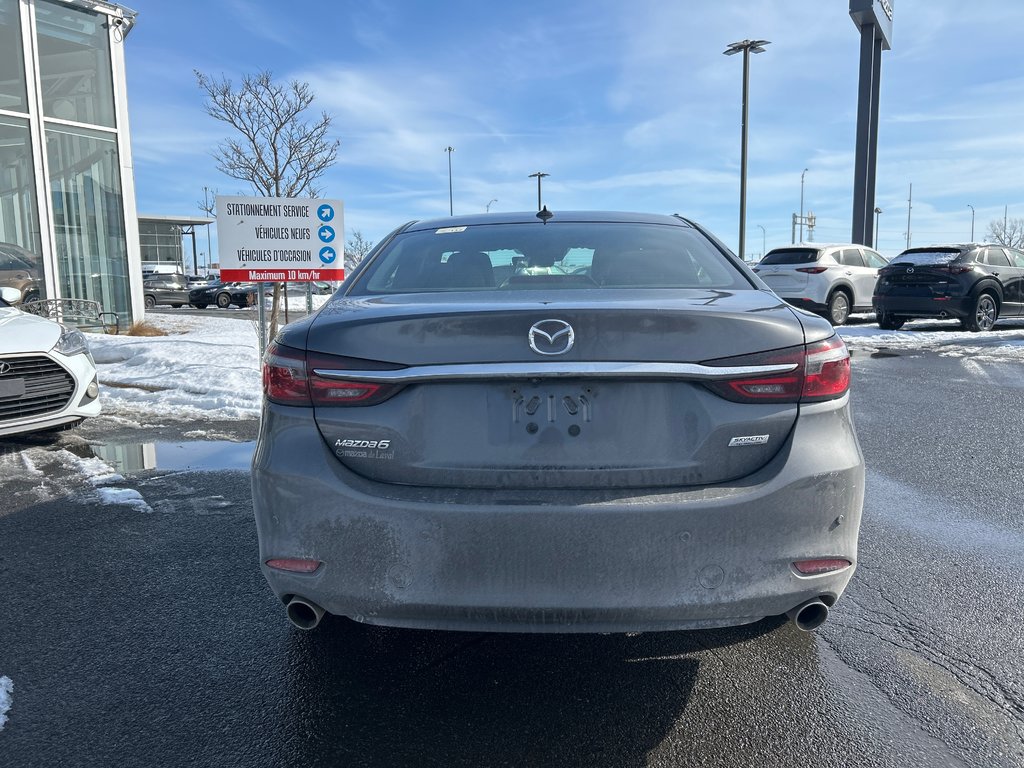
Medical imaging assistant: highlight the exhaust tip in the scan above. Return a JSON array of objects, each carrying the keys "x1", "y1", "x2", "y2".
[
  {"x1": 786, "y1": 598, "x2": 829, "y2": 632},
  {"x1": 286, "y1": 597, "x2": 325, "y2": 630}
]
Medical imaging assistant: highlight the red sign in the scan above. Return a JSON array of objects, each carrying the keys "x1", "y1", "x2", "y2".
[{"x1": 220, "y1": 268, "x2": 344, "y2": 282}]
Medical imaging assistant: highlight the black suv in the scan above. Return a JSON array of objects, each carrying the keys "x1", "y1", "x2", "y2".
[{"x1": 873, "y1": 244, "x2": 1024, "y2": 331}]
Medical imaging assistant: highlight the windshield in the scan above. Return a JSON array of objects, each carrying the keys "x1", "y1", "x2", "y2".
[{"x1": 350, "y1": 222, "x2": 750, "y2": 294}]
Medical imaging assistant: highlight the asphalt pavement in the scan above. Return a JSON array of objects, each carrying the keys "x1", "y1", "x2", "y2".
[{"x1": 1, "y1": 349, "x2": 1022, "y2": 767}]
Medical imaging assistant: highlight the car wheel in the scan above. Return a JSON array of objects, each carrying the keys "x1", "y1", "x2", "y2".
[
  {"x1": 877, "y1": 311, "x2": 905, "y2": 330},
  {"x1": 22, "y1": 290, "x2": 39, "y2": 304},
  {"x1": 144, "y1": 295, "x2": 156, "y2": 309},
  {"x1": 192, "y1": 303, "x2": 208, "y2": 309},
  {"x1": 962, "y1": 292, "x2": 998, "y2": 332},
  {"x1": 826, "y1": 290, "x2": 852, "y2": 326},
  {"x1": 216, "y1": 292, "x2": 232, "y2": 309}
]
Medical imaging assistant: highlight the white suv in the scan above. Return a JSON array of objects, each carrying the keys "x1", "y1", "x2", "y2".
[{"x1": 753, "y1": 243, "x2": 889, "y2": 325}]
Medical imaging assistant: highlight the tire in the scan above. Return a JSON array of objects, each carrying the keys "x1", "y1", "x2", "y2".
[
  {"x1": 192, "y1": 303, "x2": 208, "y2": 309},
  {"x1": 216, "y1": 292, "x2": 232, "y2": 309},
  {"x1": 877, "y1": 311, "x2": 905, "y2": 330},
  {"x1": 826, "y1": 290, "x2": 852, "y2": 326},
  {"x1": 962, "y1": 292, "x2": 998, "y2": 332},
  {"x1": 144, "y1": 295, "x2": 156, "y2": 309},
  {"x1": 22, "y1": 290, "x2": 39, "y2": 304}
]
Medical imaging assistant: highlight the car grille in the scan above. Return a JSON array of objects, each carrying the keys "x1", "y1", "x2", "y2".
[{"x1": 0, "y1": 354, "x2": 76, "y2": 423}]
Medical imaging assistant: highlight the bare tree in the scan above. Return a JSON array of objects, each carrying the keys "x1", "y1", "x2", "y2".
[
  {"x1": 986, "y1": 217, "x2": 1024, "y2": 249},
  {"x1": 345, "y1": 230, "x2": 375, "y2": 274},
  {"x1": 196, "y1": 69, "x2": 340, "y2": 337}
]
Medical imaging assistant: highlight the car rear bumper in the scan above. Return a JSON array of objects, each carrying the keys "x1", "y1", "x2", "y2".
[
  {"x1": 873, "y1": 295, "x2": 972, "y2": 319},
  {"x1": 252, "y1": 398, "x2": 864, "y2": 633}
]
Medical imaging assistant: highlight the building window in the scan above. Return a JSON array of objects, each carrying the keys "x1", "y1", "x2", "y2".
[
  {"x1": 0, "y1": 117, "x2": 44, "y2": 302},
  {"x1": 47, "y1": 124, "x2": 128, "y2": 317},
  {"x1": 35, "y1": 0, "x2": 116, "y2": 128},
  {"x1": 0, "y1": 0, "x2": 28, "y2": 113}
]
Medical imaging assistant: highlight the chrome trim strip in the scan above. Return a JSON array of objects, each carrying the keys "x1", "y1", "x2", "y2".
[{"x1": 312, "y1": 361, "x2": 799, "y2": 384}]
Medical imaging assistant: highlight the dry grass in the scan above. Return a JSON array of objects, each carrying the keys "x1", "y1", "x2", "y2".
[{"x1": 124, "y1": 320, "x2": 167, "y2": 337}]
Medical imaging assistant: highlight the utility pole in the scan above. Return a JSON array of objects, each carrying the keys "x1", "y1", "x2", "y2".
[
  {"x1": 905, "y1": 183, "x2": 912, "y2": 250},
  {"x1": 799, "y1": 168, "x2": 808, "y2": 242}
]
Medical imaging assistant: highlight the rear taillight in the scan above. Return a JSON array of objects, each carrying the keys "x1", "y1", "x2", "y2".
[
  {"x1": 703, "y1": 336, "x2": 850, "y2": 404},
  {"x1": 796, "y1": 266, "x2": 829, "y2": 274},
  {"x1": 263, "y1": 342, "x2": 310, "y2": 405},
  {"x1": 263, "y1": 343, "x2": 401, "y2": 407}
]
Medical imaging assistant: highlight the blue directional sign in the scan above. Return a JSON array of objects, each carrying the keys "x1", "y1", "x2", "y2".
[
  {"x1": 319, "y1": 246, "x2": 337, "y2": 265},
  {"x1": 318, "y1": 225, "x2": 336, "y2": 243},
  {"x1": 317, "y1": 203, "x2": 335, "y2": 222}
]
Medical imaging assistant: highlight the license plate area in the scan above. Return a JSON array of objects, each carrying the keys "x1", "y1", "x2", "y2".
[
  {"x1": 0, "y1": 378, "x2": 26, "y2": 399},
  {"x1": 510, "y1": 383, "x2": 595, "y2": 436}
]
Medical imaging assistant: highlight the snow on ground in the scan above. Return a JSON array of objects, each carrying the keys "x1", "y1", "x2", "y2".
[
  {"x1": 88, "y1": 293, "x2": 331, "y2": 421},
  {"x1": 838, "y1": 315, "x2": 1024, "y2": 362},
  {"x1": 0, "y1": 676, "x2": 12, "y2": 730}
]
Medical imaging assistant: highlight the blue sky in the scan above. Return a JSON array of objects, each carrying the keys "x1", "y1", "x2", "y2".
[{"x1": 123, "y1": 0, "x2": 1024, "y2": 260}]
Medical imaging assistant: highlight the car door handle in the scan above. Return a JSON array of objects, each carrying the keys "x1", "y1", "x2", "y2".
[{"x1": 992, "y1": 272, "x2": 1000, "y2": 277}]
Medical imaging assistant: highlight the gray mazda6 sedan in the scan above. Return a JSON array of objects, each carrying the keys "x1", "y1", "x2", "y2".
[{"x1": 252, "y1": 210, "x2": 864, "y2": 634}]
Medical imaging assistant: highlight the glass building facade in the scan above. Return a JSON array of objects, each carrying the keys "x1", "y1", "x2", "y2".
[{"x1": 0, "y1": 0, "x2": 140, "y2": 324}]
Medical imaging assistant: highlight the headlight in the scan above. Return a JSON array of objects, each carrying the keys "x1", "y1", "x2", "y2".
[{"x1": 53, "y1": 325, "x2": 90, "y2": 357}]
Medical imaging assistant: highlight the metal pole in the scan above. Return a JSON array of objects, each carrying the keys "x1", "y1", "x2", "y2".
[
  {"x1": 799, "y1": 168, "x2": 808, "y2": 242},
  {"x1": 906, "y1": 183, "x2": 912, "y2": 250},
  {"x1": 874, "y1": 207, "x2": 882, "y2": 249},
  {"x1": 757, "y1": 224, "x2": 766, "y2": 258},
  {"x1": 445, "y1": 146, "x2": 454, "y2": 215},
  {"x1": 528, "y1": 172, "x2": 549, "y2": 211},
  {"x1": 257, "y1": 283, "x2": 267, "y2": 356},
  {"x1": 738, "y1": 46, "x2": 750, "y2": 262},
  {"x1": 968, "y1": 204, "x2": 975, "y2": 241},
  {"x1": 188, "y1": 227, "x2": 198, "y2": 274}
]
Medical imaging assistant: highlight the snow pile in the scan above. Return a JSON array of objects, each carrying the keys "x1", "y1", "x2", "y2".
[
  {"x1": 88, "y1": 314, "x2": 263, "y2": 420},
  {"x1": 54, "y1": 450, "x2": 152, "y2": 512},
  {"x1": 0, "y1": 676, "x2": 12, "y2": 730},
  {"x1": 838, "y1": 318, "x2": 1024, "y2": 362}
]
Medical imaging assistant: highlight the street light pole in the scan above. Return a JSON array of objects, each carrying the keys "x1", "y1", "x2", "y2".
[
  {"x1": 799, "y1": 168, "x2": 809, "y2": 242},
  {"x1": 445, "y1": 146, "x2": 455, "y2": 215},
  {"x1": 967, "y1": 204, "x2": 975, "y2": 242},
  {"x1": 873, "y1": 207, "x2": 882, "y2": 250},
  {"x1": 528, "y1": 172, "x2": 549, "y2": 211},
  {"x1": 757, "y1": 224, "x2": 766, "y2": 259},
  {"x1": 724, "y1": 39, "x2": 770, "y2": 262},
  {"x1": 486, "y1": 198, "x2": 497, "y2": 213}
]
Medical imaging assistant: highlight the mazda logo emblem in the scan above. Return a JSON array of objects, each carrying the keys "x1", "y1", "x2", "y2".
[
  {"x1": 906, "y1": 267, "x2": 914, "y2": 273},
  {"x1": 0, "y1": 361, "x2": 11, "y2": 376},
  {"x1": 528, "y1": 319, "x2": 575, "y2": 356}
]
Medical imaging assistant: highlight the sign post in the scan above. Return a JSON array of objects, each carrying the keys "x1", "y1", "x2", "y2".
[{"x1": 216, "y1": 196, "x2": 344, "y2": 353}]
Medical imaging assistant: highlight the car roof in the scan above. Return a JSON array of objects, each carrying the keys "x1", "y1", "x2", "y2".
[
  {"x1": 766, "y1": 243, "x2": 880, "y2": 252},
  {"x1": 401, "y1": 210, "x2": 696, "y2": 233}
]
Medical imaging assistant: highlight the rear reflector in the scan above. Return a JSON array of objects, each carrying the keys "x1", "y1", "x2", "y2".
[
  {"x1": 793, "y1": 558, "x2": 852, "y2": 575},
  {"x1": 266, "y1": 558, "x2": 321, "y2": 573}
]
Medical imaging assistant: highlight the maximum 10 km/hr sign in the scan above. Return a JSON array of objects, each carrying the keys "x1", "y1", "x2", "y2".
[{"x1": 216, "y1": 195, "x2": 345, "y2": 282}]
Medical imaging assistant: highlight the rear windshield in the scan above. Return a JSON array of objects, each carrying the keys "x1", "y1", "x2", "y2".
[
  {"x1": 889, "y1": 249, "x2": 963, "y2": 266},
  {"x1": 350, "y1": 222, "x2": 750, "y2": 294},
  {"x1": 759, "y1": 249, "x2": 819, "y2": 265}
]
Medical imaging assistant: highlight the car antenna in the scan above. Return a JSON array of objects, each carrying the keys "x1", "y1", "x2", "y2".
[{"x1": 536, "y1": 206, "x2": 553, "y2": 224}]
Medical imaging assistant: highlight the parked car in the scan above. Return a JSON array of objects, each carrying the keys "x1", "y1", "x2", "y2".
[
  {"x1": 0, "y1": 242, "x2": 43, "y2": 305},
  {"x1": 0, "y1": 286, "x2": 101, "y2": 437},
  {"x1": 873, "y1": 244, "x2": 1024, "y2": 331},
  {"x1": 142, "y1": 272, "x2": 191, "y2": 308},
  {"x1": 252, "y1": 210, "x2": 864, "y2": 635},
  {"x1": 753, "y1": 243, "x2": 889, "y2": 325},
  {"x1": 187, "y1": 281, "x2": 260, "y2": 309}
]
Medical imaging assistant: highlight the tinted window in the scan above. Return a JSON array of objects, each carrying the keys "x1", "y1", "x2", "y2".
[
  {"x1": 1008, "y1": 249, "x2": 1024, "y2": 268},
  {"x1": 985, "y1": 248, "x2": 1011, "y2": 267},
  {"x1": 354, "y1": 222, "x2": 749, "y2": 294},
  {"x1": 839, "y1": 249, "x2": 866, "y2": 268},
  {"x1": 759, "y1": 249, "x2": 819, "y2": 265}
]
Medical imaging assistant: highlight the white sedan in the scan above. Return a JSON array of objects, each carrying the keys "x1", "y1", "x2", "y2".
[{"x1": 0, "y1": 286, "x2": 101, "y2": 437}]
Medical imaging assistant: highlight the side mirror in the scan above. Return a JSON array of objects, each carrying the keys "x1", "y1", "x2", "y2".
[{"x1": 1, "y1": 286, "x2": 23, "y2": 304}]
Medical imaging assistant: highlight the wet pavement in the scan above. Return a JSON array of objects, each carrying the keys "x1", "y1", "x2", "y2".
[{"x1": 1, "y1": 350, "x2": 1023, "y2": 766}]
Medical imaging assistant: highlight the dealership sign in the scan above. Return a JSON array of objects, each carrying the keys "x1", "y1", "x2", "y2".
[{"x1": 217, "y1": 196, "x2": 345, "y2": 282}]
